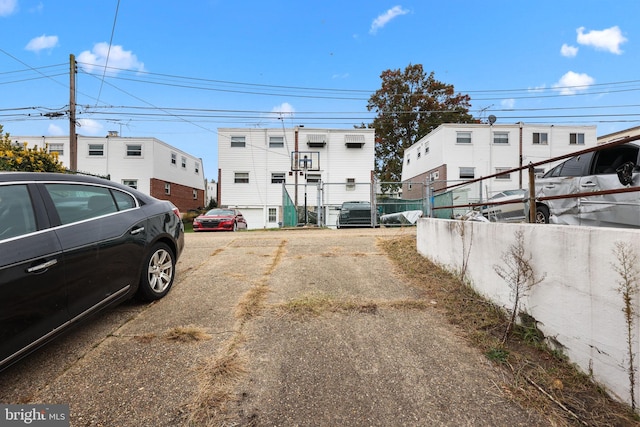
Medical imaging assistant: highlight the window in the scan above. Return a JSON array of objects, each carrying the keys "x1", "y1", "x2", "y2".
[
  {"x1": 88, "y1": 144, "x2": 104, "y2": 156},
  {"x1": 269, "y1": 136, "x2": 284, "y2": 148},
  {"x1": 430, "y1": 171, "x2": 439, "y2": 182},
  {"x1": 459, "y1": 167, "x2": 475, "y2": 179},
  {"x1": 122, "y1": 179, "x2": 138, "y2": 189},
  {"x1": 45, "y1": 184, "x2": 118, "y2": 225},
  {"x1": 493, "y1": 132, "x2": 509, "y2": 144},
  {"x1": 192, "y1": 189, "x2": 198, "y2": 199},
  {"x1": 345, "y1": 134, "x2": 365, "y2": 148},
  {"x1": 570, "y1": 133, "x2": 585, "y2": 145},
  {"x1": 126, "y1": 144, "x2": 142, "y2": 157},
  {"x1": 495, "y1": 167, "x2": 511, "y2": 180},
  {"x1": 425, "y1": 145, "x2": 429, "y2": 154},
  {"x1": 234, "y1": 172, "x2": 249, "y2": 183},
  {"x1": 268, "y1": 208, "x2": 277, "y2": 223},
  {"x1": 48, "y1": 143, "x2": 64, "y2": 155},
  {"x1": 164, "y1": 183, "x2": 171, "y2": 195},
  {"x1": 0, "y1": 185, "x2": 36, "y2": 239},
  {"x1": 307, "y1": 134, "x2": 326, "y2": 147},
  {"x1": 171, "y1": 153, "x2": 177, "y2": 165},
  {"x1": 346, "y1": 178, "x2": 356, "y2": 190},
  {"x1": 231, "y1": 136, "x2": 246, "y2": 147},
  {"x1": 181, "y1": 156, "x2": 187, "y2": 169},
  {"x1": 533, "y1": 132, "x2": 548, "y2": 145},
  {"x1": 112, "y1": 190, "x2": 136, "y2": 210},
  {"x1": 306, "y1": 173, "x2": 321, "y2": 183},
  {"x1": 406, "y1": 154, "x2": 410, "y2": 165},
  {"x1": 195, "y1": 162, "x2": 200, "y2": 174},
  {"x1": 417, "y1": 150, "x2": 421, "y2": 159},
  {"x1": 271, "y1": 172, "x2": 286, "y2": 184},
  {"x1": 456, "y1": 132, "x2": 472, "y2": 144}
]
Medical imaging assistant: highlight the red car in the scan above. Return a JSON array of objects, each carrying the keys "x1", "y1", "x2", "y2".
[{"x1": 193, "y1": 208, "x2": 248, "y2": 232}]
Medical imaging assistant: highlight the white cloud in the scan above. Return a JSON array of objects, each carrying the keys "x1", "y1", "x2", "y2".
[
  {"x1": 77, "y1": 43, "x2": 145, "y2": 74},
  {"x1": 332, "y1": 73, "x2": 350, "y2": 79},
  {"x1": 560, "y1": 43, "x2": 578, "y2": 58},
  {"x1": 553, "y1": 71, "x2": 595, "y2": 95},
  {"x1": 501, "y1": 99, "x2": 515, "y2": 109},
  {"x1": 528, "y1": 84, "x2": 546, "y2": 93},
  {"x1": 0, "y1": 0, "x2": 17, "y2": 17},
  {"x1": 25, "y1": 34, "x2": 59, "y2": 53},
  {"x1": 77, "y1": 119, "x2": 104, "y2": 136},
  {"x1": 48, "y1": 123, "x2": 64, "y2": 136},
  {"x1": 576, "y1": 26, "x2": 627, "y2": 54},
  {"x1": 370, "y1": 6, "x2": 409, "y2": 35},
  {"x1": 270, "y1": 103, "x2": 295, "y2": 118}
]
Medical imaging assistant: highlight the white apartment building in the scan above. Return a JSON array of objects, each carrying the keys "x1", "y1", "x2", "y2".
[
  {"x1": 218, "y1": 127, "x2": 375, "y2": 229},
  {"x1": 12, "y1": 133, "x2": 206, "y2": 213},
  {"x1": 401, "y1": 123, "x2": 598, "y2": 202}
]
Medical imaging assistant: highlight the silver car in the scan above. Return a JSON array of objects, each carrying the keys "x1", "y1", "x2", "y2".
[{"x1": 530, "y1": 143, "x2": 640, "y2": 228}]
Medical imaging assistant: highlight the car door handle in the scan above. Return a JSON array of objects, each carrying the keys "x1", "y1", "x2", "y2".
[
  {"x1": 27, "y1": 259, "x2": 58, "y2": 273},
  {"x1": 581, "y1": 182, "x2": 597, "y2": 188},
  {"x1": 131, "y1": 226, "x2": 145, "y2": 235}
]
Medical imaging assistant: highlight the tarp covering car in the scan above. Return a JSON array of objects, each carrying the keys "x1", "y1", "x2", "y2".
[{"x1": 380, "y1": 210, "x2": 423, "y2": 226}]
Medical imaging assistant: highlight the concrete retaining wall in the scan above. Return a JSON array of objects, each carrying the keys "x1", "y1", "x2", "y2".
[{"x1": 416, "y1": 218, "x2": 640, "y2": 406}]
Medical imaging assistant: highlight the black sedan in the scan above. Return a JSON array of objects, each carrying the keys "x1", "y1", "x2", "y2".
[{"x1": 0, "y1": 172, "x2": 184, "y2": 371}]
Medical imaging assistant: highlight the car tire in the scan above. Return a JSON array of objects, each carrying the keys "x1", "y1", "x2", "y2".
[
  {"x1": 137, "y1": 243, "x2": 176, "y2": 301},
  {"x1": 232, "y1": 222, "x2": 237, "y2": 232},
  {"x1": 535, "y1": 205, "x2": 550, "y2": 224}
]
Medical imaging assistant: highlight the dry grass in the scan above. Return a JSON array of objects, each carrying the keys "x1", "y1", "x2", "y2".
[
  {"x1": 379, "y1": 234, "x2": 639, "y2": 426},
  {"x1": 164, "y1": 326, "x2": 212, "y2": 343}
]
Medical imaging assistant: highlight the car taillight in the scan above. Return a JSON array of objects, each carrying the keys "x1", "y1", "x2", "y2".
[{"x1": 170, "y1": 204, "x2": 181, "y2": 219}]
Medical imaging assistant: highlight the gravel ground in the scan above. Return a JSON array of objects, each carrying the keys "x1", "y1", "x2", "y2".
[{"x1": 0, "y1": 228, "x2": 551, "y2": 426}]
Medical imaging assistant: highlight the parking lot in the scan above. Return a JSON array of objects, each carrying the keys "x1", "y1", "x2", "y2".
[{"x1": 0, "y1": 228, "x2": 549, "y2": 426}]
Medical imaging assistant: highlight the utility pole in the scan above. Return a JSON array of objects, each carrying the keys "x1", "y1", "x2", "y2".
[
  {"x1": 294, "y1": 126, "x2": 299, "y2": 207},
  {"x1": 69, "y1": 54, "x2": 77, "y2": 171}
]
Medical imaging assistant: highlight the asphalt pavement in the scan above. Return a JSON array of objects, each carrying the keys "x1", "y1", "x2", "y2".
[{"x1": 0, "y1": 228, "x2": 550, "y2": 426}]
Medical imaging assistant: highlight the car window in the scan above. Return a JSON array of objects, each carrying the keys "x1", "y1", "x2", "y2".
[
  {"x1": 45, "y1": 183, "x2": 118, "y2": 225},
  {"x1": 0, "y1": 184, "x2": 37, "y2": 240},
  {"x1": 593, "y1": 145, "x2": 639, "y2": 174},
  {"x1": 556, "y1": 155, "x2": 587, "y2": 177},
  {"x1": 112, "y1": 189, "x2": 136, "y2": 210}
]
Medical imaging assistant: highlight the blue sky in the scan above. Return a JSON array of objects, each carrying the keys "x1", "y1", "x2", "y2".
[{"x1": 1, "y1": 0, "x2": 639, "y2": 179}]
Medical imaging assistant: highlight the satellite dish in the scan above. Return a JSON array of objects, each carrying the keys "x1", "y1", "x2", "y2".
[{"x1": 488, "y1": 115, "x2": 497, "y2": 125}]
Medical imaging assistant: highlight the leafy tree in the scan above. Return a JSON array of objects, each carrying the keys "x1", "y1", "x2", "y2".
[
  {"x1": 367, "y1": 64, "x2": 475, "y2": 185},
  {"x1": 0, "y1": 124, "x2": 66, "y2": 172}
]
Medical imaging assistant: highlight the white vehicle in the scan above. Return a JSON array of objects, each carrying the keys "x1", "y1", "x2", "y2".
[
  {"x1": 481, "y1": 189, "x2": 527, "y2": 223},
  {"x1": 529, "y1": 143, "x2": 640, "y2": 228}
]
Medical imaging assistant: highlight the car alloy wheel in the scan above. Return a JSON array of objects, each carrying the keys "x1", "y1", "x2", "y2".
[
  {"x1": 535, "y1": 205, "x2": 550, "y2": 224},
  {"x1": 137, "y1": 243, "x2": 175, "y2": 301}
]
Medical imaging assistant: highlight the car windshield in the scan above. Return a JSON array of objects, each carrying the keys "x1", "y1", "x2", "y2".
[{"x1": 206, "y1": 209, "x2": 235, "y2": 216}]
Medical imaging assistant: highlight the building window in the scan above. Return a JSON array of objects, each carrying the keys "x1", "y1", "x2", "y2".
[
  {"x1": 122, "y1": 179, "x2": 137, "y2": 189},
  {"x1": 346, "y1": 178, "x2": 356, "y2": 190},
  {"x1": 269, "y1": 136, "x2": 284, "y2": 148},
  {"x1": 271, "y1": 172, "x2": 286, "y2": 184},
  {"x1": 48, "y1": 143, "x2": 64, "y2": 155},
  {"x1": 495, "y1": 167, "x2": 511, "y2": 180},
  {"x1": 406, "y1": 154, "x2": 410, "y2": 165},
  {"x1": 164, "y1": 182, "x2": 171, "y2": 195},
  {"x1": 493, "y1": 132, "x2": 509, "y2": 144},
  {"x1": 88, "y1": 144, "x2": 104, "y2": 156},
  {"x1": 192, "y1": 189, "x2": 198, "y2": 199},
  {"x1": 570, "y1": 133, "x2": 585, "y2": 145},
  {"x1": 306, "y1": 173, "x2": 321, "y2": 183},
  {"x1": 417, "y1": 150, "x2": 421, "y2": 159},
  {"x1": 533, "y1": 132, "x2": 548, "y2": 145},
  {"x1": 126, "y1": 144, "x2": 142, "y2": 157},
  {"x1": 345, "y1": 134, "x2": 365, "y2": 148},
  {"x1": 430, "y1": 171, "x2": 439, "y2": 182},
  {"x1": 234, "y1": 172, "x2": 249, "y2": 183},
  {"x1": 231, "y1": 136, "x2": 246, "y2": 147},
  {"x1": 425, "y1": 144, "x2": 429, "y2": 154},
  {"x1": 181, "y1": 156, "x2": 187, "y2": 169},
  {"x1": 459, "y1": 167, "x2": 475, "y2": 179},
  {"x1": 307, "y1": 134, "x2": 326, "y2": 147},
  {"x1": 268, "y1": 208, "x2": 277, "y2": 223},
  {"x1": 195, "y1": 162, "x2": 200, "y2": 174},
  {"x1": 456, "y1": 132, "x2": 472, "y2": 144},
  {"x1": 171, "y1": 152, "x2": 177, "y2": 165}
]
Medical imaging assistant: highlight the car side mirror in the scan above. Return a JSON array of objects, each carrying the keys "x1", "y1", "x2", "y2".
[{"x1": 616, "y1": 161, "x2": 635, "y2": 186}]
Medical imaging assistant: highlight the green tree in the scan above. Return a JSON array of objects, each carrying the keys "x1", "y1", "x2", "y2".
[
  {"x1": 0, "y1": 125, "x2": 66, "y2": 172},
  {"x1": 367, "y1": 64, "x2": 475, "y2": 185}
]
